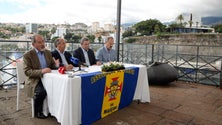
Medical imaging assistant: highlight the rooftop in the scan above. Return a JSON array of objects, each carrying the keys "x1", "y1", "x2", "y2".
[{"x1": 0, "y1": 81, "x2": 222, "y2": 125}]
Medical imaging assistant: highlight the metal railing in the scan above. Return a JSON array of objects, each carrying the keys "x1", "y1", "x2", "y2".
[{"x1": 0, "y1": 40, "x2": 221, "y2": 88}]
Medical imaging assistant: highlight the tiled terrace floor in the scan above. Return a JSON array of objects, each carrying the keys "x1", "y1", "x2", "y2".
[{"x1": 0, "y1": 81, "x2": 222, "y2": 125}]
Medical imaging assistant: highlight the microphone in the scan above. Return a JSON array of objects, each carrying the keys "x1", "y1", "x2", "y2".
[
  {"x1": 70, "y1": 57, "x2": 81, "y2": 70},
  {"x1": 70, "y1": 57, "x2": 89, "y2": 71},
  {"x1": 70, "y1": 57, "x2": 79, "y2": 65}
]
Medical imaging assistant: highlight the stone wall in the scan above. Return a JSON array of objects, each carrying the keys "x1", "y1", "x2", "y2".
[{"x1": 129, "y1": 33, "x2": 222, "y2": 46}]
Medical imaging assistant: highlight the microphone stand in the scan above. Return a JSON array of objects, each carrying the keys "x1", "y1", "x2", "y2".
[
  {"x1": 78, "y1": 62, "x2": 89, "y2": 72},
  {"x1": 78, "y1": 64, "x2": 81, "y2": 71}
]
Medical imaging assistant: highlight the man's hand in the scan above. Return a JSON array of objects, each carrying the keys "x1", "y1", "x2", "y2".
[
  {"x1": 53, "y1": 58, "x2": 60, "y2": 67},
  {"x1": 96, "y1": 61, "x2": 102, "y2": 65},
  {"x1": 41, "y1": 68, "x2": 51, "y2": 74},
  {"x1": 65, "y1": 64, "x2": 73, "y2": 71}
]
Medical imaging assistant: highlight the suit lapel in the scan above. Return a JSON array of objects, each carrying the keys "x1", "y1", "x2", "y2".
[
  {"x1": 55, "y1": 50, "x2": 62, "y2": 64},
  {"x1": 80, "y1": 48, "x2": 86, "y2": 62},
  {"x1": 64, "y1": 52, "x2": 70, "y2": 63}
]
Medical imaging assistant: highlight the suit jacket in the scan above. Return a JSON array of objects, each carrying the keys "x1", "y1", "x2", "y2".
[
  {"x1": 23, "y1": 49, "x2": 57, "y2": 98},
  {"x1": 51, "y1": 49, "x2": 77, "y2": 67},
  {"x1": 73, "y1": 47, "x2": 97, "y2": 66}
]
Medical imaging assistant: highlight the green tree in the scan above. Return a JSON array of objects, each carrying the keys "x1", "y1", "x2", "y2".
[
  {"x1": 18, "y1": 27, "x2": 25, "y2": 33},
  {"x1": 98, "y1": 36, "x2": 102, "y2": 43},
  {"x1": 133, "y1": 19, "x2": 166, "y2": 36},
  {"x1": 64, "y1": 32, "x2": 74, "y2": 41},
  {"x1": 154, "y1": 24, "x2": 161, "y2": 34},
  {"x1": 176, "y1": 14, "x2": 184, "y2": 26},
  {"x1": 72, "y1": 35, "x2": 81, "y2": 43},
  {"x1": 51, "y1": 36, "x2": 59, "y2": 42},
  {"x1": 183, "y1": 22, "x2": 188, "y2": 27},
  {"x1": 64, "y1": 32, "x2": 81, "y2": 43},
  {"x1": 50, "y1": 27, "x2": 56, "y2": 37},
  {"x1": 86, "y1": 35, "x2": 96, "y2": 43},
  {"x1": 213, "y1": 24, "x2": 222, "y2": 33},
  {"x1": 38, "y1": 30, "x2": 50, "y2": 40},
  {"x1": 122, "y1": 29, "x2": 134, "y2": 38}
]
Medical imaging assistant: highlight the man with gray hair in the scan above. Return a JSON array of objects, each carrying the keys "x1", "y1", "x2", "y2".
[
  {"x1": 96, "y1": 36, "x2": 117, "y2": 64},
  {"x1": 51, "y1": 38, "x2": 77, "y2": 70}
]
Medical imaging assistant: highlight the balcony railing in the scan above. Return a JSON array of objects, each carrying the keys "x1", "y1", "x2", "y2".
[{"x1": 0, "y1": 40, "x2": 221, "y2": 89}]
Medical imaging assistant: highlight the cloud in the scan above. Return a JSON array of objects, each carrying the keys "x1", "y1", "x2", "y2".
[{"x1": 0, "y1": 0, "x2": 222, "y2": 25}]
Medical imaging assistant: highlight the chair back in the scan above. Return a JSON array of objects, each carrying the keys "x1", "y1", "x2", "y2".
[
  {"x1": 16, "y1": 61, "x2": 26, "y2": 85},
  {"x1": 16, "y1": 60, "x2": 26, "y2": 111},
  {"x1": 16, "y1": 61, "x2": 34, "y2": 117}
]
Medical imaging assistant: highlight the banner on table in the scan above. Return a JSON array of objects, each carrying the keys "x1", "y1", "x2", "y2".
[
  {"x1": 101, "y1": 70, "x2": 124, "y2": 118},
  {"x1": 81, "y1": 67, "x2": 139, "y2": 125}
]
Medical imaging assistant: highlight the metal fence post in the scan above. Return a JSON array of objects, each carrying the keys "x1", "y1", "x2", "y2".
[
  {"x1": 150, "y1": 44, "x2": 154, "y2": 64},
  {"x1": 220, "y1": 58, "x2": 222, "y2": 88},
  {"x1": 195, "y1": 46, "x2": 199, "y2": 83}
]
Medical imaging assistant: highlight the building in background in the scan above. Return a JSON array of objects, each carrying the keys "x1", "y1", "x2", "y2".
[
  {"x1": 51, "y1": 27, "x2": 66, "y2": 38},
  {"x1": 91, "y1": 22, "x2": 100, "y2": 33},
  {"x1": 25, "y1": 23, "x2": 38, "y2": 34},
  {"x1": 104, "y1": 23, "x2": 115, "y2": 32},
  {"x1": 71, "y1": 23, "x2": 88, "y2": 36}
]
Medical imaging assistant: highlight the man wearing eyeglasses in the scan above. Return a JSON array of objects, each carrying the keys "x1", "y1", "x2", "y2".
[{"x1": 96, "y1": 36, "x2": 117, "y2": 64}]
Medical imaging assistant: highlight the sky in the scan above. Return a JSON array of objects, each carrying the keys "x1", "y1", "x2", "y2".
[{"x1": 0, "y1": 0, "x2": 222, "y2": 26}]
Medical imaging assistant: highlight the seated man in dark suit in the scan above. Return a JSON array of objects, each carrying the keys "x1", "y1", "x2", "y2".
[
  {"x1": 51, "y1": 38, "x2": 77, "y2": 70},
  {"x1": 73, "y1": 37, "x2": 101, "y2": 66}
]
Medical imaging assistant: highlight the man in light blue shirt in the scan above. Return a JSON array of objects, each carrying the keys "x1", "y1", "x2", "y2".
[{"x1": 96, "y1": 36, "x2": 117, "y2": 64}]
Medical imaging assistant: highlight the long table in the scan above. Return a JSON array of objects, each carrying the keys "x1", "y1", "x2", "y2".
[{"x1": 41, "y1": 64, "x2": 150, "y2": 125}]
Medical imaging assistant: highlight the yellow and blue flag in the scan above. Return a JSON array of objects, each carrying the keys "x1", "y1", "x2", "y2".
[{"x1": 80, "y1": 67, "x2": 139, "y2": 125}]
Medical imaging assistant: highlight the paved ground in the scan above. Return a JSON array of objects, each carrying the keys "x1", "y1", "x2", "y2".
[{"x1": 0, "y1": 81, "x2": 222, "y2": 125}]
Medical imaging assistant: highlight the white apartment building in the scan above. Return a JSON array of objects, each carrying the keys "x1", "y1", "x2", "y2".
[
  {"x1": 51, "y1": 27, "x2": 66, "y2": 38},
  {"x1": 91, "y1": 22, "x2": 100, "y2": 32},
  {"x1": 104, "y1": 23, "x2": 115, "y2": 32},
  {"x1": 25, "y1": 23, "x2": 38, "y2": 34}
]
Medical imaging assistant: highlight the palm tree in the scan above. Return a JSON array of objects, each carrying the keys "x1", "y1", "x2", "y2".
[
  {"x1": 50, "y1": 27, "x2": 56, "y2": 36},
  {"x1": 188, "y1": 20, "x2": 193, "y2": 28},
  {"x1": 183, "y1": 22, "x2": 188, "y2": 27},
  {"x1": 176, "y1": 14, "x2": 184, "y2": 27}
]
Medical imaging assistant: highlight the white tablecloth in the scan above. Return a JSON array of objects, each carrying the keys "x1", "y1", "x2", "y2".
[{"x1": 42, "y1": 64, "x2": 150, "y2": 125}]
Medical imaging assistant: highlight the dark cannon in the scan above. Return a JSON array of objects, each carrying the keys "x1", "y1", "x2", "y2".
[{"x1": 147, "y1": 62, "x2": 178, "y2": 85}]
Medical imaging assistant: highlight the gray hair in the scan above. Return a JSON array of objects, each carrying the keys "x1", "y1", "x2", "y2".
[
  {"x1": 54, "y1": 38, "x2": 66, "y2": 47},
  {"x1": 54, "y1": 38, "x2": 60, "y2": 47},
  {"x1": 105, "y1": 36, "x2": 114, "y2": 43},
  {"x1": 80, "y1": 37, "x2": 89, "y2": 45},
  {"x1": 31, "y1": 34, "x2": 43, "y2": 43}
]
